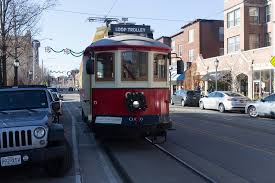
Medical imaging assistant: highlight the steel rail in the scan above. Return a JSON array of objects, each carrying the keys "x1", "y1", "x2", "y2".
[{"x1": 145, "y1": 137, "x2": 217, "y2": 183}]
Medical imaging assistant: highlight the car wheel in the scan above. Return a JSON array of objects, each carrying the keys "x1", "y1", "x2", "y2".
[
  {"x1": 181, "y1": 100, "x2": 186, "y2": 107},
  {"x1": 219, "y1": 104, "x2": 225, "y2": 113},
  {"x1": 45, "y1": 140, "x2": 72, "y2": 177},
  {"x1": 170, "y1": 99, "x2": 174, "y2": 105},
  {"x1": 199, "y1": 101, "x2": 204, "y2": 110},
  {"x1": 248, "y1": 106, "x2": 258, "y2": 118}
]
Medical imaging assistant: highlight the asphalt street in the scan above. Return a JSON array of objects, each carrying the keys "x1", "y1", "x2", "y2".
[{"x1": 1, "y1": 94, "x2": 275, "y2": 183}]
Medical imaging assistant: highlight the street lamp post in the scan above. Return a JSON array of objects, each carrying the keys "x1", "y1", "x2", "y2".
[
  {"x1": 169, "y1": 66, "x2": 172, "y2": 100},
  {"x1": 251, "y1": 59, "x2": 254, "y2": 100},
  {"x1": 214, "y1": 58, "x2": 219, "y2": 91},
  {"x1": 14, "y1": 59, "x2": 20, "y2": 86}
]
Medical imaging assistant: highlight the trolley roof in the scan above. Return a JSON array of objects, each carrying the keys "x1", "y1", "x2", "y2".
[{"x1": 84, "y1": 35, "x2": 171, "y2": 54}]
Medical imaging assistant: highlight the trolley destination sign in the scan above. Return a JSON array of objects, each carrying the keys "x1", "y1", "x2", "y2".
[{"x1": 110, "y1": 24, "x2": 151, "y2": 34}]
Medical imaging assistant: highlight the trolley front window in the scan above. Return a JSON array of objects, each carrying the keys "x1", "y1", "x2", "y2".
[
  {"x1": 121, "y1": 51, "x2": 148, "y2": 81},
  {"x1": 96, "y1": 52, "x2": 114, "y2": 81},
  {"x1": 154, "y1": 54, "x2": 167, "y2": 81}
]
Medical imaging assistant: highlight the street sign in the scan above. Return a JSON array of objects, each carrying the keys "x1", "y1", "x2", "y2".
[{"x1": 270, "y1": 56, "x2": 275, "y2": 67}]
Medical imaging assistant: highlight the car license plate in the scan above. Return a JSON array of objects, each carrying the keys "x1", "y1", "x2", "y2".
[
  {"x1": 1, "y1": 155, "x2": 22, "y2": 167},
  {"x1": 193, "y1": 97, "x2": 196, "y2": 99},
  {"x1": 240, "y1": 100, "x2": 244, "y2": 103}
]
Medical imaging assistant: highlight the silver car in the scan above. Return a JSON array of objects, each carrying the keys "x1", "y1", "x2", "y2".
[
  {"x1": 199, "y1": 91, "x2": 250, "y2": 113},
  {"x1": 245, "y1": 93, "x2": 275, "y2": 118}
]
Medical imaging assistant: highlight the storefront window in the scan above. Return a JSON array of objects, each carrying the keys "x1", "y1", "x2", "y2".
[
  {"x1": 121, "y1": 51, "x2": 148, "y2": 81},
  {"x1": 261, "y1": 70, "x2": 271, "y2": 97},
  {"x1": 253, "y1": 70, "x2": 260, "y2": 80},
  {"x1": 253, "y1": 69, "x2": 275, "y2": 99},
  {"x1": 154, "y1": 54, "x2": 167, "y2": 81},
  {"x1": 96, "y1": 52, "x2": 114, "y2": 81}
]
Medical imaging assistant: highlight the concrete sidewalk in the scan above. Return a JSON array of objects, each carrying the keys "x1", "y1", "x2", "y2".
[{"x1": 66, "y1": 101, "x2": 121, "y2": 183}]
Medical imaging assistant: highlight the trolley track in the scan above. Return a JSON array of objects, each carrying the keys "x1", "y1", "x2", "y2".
[{"x1": 145, "y1": 137, "x2": 217, "y2": 183}]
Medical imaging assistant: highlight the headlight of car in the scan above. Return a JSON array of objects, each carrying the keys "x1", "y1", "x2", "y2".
[{"x1": 34, "y1": 127, "x2": 46, "y2": 139}]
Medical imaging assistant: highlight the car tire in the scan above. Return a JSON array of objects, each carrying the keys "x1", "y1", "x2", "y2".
[
  {"x1": 199, "y1": 102, "x2": 204, "y2": 110},
  {"x1": 248, "y1": 106, "x2": 258, "y2": 118},
  {"x1": 181, "y1": 100, "x2": 186, "y2": 107},
  {"x1": 170, "y1": 99, "x2": 174, "y2": 105},
  {"x1": 219, "y1": 104, "x2": 225, "y2": 113},
  {"x1": 45, "y1": 140, "x2": 72, "y2": 177}
]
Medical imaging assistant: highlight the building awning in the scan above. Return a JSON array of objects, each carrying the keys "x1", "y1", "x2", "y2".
[
  {"x1": 171, "y1": 71, "x2": 185, "y2": 81},
  {"x1": 201, "y1": 71, "x2": 231, "y2": 81}
]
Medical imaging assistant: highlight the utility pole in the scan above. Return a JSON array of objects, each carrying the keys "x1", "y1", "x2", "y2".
[
  {"x1": 41, "y1": 59, "x2": 43, "y2": 80},
  {"x1": 13, "y1": 2, "x2": 19, "y2": 86}
]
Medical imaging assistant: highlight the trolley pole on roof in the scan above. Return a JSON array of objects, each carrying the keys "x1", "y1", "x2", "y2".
[{"x1": 87, "y1": 17, "x2": 120, "y2": 27}]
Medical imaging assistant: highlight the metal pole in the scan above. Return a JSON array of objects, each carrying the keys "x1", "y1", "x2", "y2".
[
  {"x1": 272, "y1": 0, "x2": 275, "y2": 57},
  {"x1": 32, "y1": 42, "x2": 36, "y2": 80},
  {"x1": 215, "y1": 66, "x2": 218, "y2": 91},
  {"x1": 169, "y1": 70, "x2": 172, "y2": 98},
  {"x1": 251, "y1": 62, "x2": 254, "y2": 100},
  {"x1": 14, "y1": 66, "x2": 18, "y2": 86}
]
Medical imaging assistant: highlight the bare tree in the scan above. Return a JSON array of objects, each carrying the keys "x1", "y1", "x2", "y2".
[{"x1": 0, "y1": 0, "x2": 56, "y2": 86}]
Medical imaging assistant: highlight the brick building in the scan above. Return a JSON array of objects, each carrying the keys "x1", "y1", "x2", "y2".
[
  {"x1": 224, "y1": 0, "x2": 272, "y2": 54},
  {"x1": 167, "y1": 19, "x2": 224, "y2": 91},
  {"x1": 194, "y1": 0, "x2": 275, "y2": 99}
]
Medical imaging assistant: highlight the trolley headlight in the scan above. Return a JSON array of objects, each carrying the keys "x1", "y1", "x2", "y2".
[
  {"x1": 133, "y1": 101, "x2": 140, "y2": 109},
  {"x1": 34, "y1": 127, "x2": 46, "y2": 139}
]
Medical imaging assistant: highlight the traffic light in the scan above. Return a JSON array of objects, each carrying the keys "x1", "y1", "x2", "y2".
[{"x1": 177, "y1": 60, "x2": 184, "y2": 74}]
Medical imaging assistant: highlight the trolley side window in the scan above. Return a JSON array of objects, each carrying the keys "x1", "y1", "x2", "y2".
[
  {"x1": 96, "y1": 52, "x2": 114, "y2": 81},
  {"x1": 121, "y1": 51, "x2": 148, "y2": 81},
  {"x1": 153, "y1": 54, "x2": 167, "y2": 81}
]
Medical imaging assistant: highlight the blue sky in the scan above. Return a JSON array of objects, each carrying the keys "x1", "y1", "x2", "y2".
[{"x1": 38, "y1": 0, "x2": 224, "y2": 76}]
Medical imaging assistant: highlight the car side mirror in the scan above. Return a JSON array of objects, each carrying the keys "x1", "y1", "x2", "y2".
[
  {"x1": 261, "y1": 99, "x2": 265, "y2": 102},
  {"x1": 86, "y1": 53, "x2": 95, "y2": 75},
  {"x1": 54, "y1": 97, "x2": 60, "y2": 102},
  {"x1": 51, "y1": 102, "x2": 60, "y2": 112}
]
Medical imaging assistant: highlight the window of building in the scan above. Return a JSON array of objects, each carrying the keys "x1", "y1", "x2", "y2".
[
  {"x1": 153, "y1": 54, "x2": 167, "y2": 81},
  {"x1": 253, "y1": 70, "x2": 275, "y2": 99},
  {"x1": 171, "y1": 40, "x2": 176, "y2": 52},
  {"x1": 121, "y1": 51, "x2": 148, "y2": 81},
  {"x1": 219, "y1": 27, "x2": 224, "y2": 41},
  {"x1": 188, "y1": 29, "x2": 194, "y2": 43},
  {"x1": 96, "y1": 52, "x2": 114, "y2": 81},
  {"x1": 265, "y1": 5, "x2": 271, "y2": 23},
  {"x1": 188, "y1": 49, "x2": 194, "y2": 62},
  {"x1": 249, "y1": 34, "x2": 260, "y2": 49},
  {"x1": 227, "y1": 8, "x2": 240, "y2": 28},
  {"x1": 178, "y1": 45, "x2": 183, "y2": 57},
  {"x1": 265, "y1": 32, "x2": 271, "y2": 46},
  {"x1": 249, "y1": 7, "x2": 260, "y2": 24},
  {"x1": 227, "y1": 35, "x2": 240, "y2": 53},
  {"x1": 219, "y1": 48, "x2": 224, "y2": 56}
]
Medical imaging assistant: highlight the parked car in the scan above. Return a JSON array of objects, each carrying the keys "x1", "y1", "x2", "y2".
[
  {"x1": 48, "y1": 87, "x2": 63, "y2": 100},
  {"x1": 245, "y1": 93, "x2": 275, "y2": 118},
  {"x1": 48, "y1": 89, "x2": 63, "y2": 117},
  {"x1": 68, "y1": 87, "x2": 74, "y2": 92},
  {"x1": 199, "y1": 91, "x2": 250, "y2": 113},
  {"x1": 171, "y1": 90, "x2": 201, "y2": 107},
  {"x1": 0, "y1": 86, "x2": 71, "y2": 176}
]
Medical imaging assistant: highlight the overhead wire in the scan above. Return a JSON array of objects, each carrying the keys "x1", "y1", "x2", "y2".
[{"x1": 105, "y1": 0, "x2": 119, "y2": 18}]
